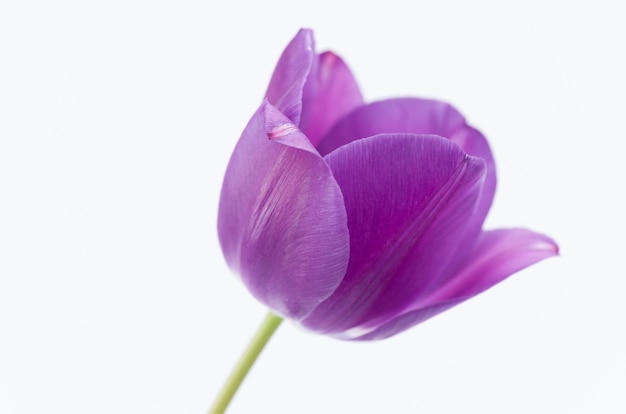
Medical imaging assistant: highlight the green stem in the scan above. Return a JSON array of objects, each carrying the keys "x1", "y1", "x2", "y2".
[{"x1": 209, "y1": 311, "x2": 284, "y2": 414}]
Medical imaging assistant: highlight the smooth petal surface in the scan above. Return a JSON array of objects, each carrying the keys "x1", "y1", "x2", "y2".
[
  {"x1": 429, "y1": 228, "x2": 559, "y2": 303},
  {"x1": 315, "y1": 97, "x2": 495, "y2": 200},
  {"x1": 317, "y1": 97, "x2": 497, "y2": 276},
  {"x1": 350, "y1": 228, "x2": 558, "y2": 340},
  {"x1": 265, "y1": 29, "x2": 314, "y2": 126},
  {"x1": 299, "y1": 51, "x2": 364, "y2": 147},
  {"x1": 301, "y1": 134, "x2": 486, "y2": 334},
  {"x1": 317, "y1": 97, "x2": 464, "y2": 155},
  {"x1": 218, "y1": 101, "x2": 350, "y2": 320}
]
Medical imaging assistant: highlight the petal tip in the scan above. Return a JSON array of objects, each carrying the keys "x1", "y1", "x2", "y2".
[{"x1": 526, "y1": 231, "x2": 560, "y2": 257}]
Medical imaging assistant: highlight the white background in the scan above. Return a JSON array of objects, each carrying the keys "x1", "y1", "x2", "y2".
[{"x1": 1, "y1": 1, "x2": 624, "y2": 413}]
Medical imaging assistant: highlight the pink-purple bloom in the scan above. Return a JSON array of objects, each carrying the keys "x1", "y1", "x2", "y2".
[{"x1": 218, "y1": 29, "x2": 558, "y2": 340}]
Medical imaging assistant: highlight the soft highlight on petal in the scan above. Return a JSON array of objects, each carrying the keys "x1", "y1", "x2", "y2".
[
  {"x1": 301, "y1": 134, "x2": 486, "y2": 334},
  {"x1": 218, "y1": 101, "x2": 350, "y2": 320},
  {"x1": 299, "y1": 51, "x2": 364, "y2": 147},
  {"x1": 344, "y1": 299, "x2": 462, "y2": 340},
  {"x1": 265, "y1": 29, "x2": 314, "y2": 126}
]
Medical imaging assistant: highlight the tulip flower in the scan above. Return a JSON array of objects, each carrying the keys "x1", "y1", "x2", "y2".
[
  {"x1": 211, "y1": 28, "x2": 557, "y2": 413},
  {"x1": 218, "y1": 28, "x2": 557, "y2": 341}
]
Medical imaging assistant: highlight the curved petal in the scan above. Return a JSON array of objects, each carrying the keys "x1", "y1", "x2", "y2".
[
  {"x1": 315, "y1": 98, "x2": 495, "y2": 201},
  {"x1": 443, "y1": 125, "x2": 497, "y2": 277},
  {"x1": 299, "y1": 51, "x2": 364, "y2": 147},
  {"x1": 301, "y1": 134, "x2": 486, "y2": 334},
  {"x1": 349, "y1": 228, "x2": 558, "y2": 340},
  {"x1": 316, "y1": 97, "x2": 497, "y2": 275},
  {"x1": 218, "y1": 101, "x2": 350, "y2": 320},
  {"x1": 316, "y1": 97, "x2": 465, "y2": 156},
  {"x1": 341, "y1": 299, "x2": 462, "y2": 341},
  {"x1": 265, "y1": 29, "x2": 314, "y2": 126},
  {"x1": 429, "y1": 228, "x2": 559, "y2": 302}
]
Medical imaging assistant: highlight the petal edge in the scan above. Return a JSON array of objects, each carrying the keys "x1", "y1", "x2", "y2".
[
  {"x1": 218, "y1": 101, "x2": 350, "y2": 319},
  {"x1": 348, "y1": 228, "x2": 558, "y2": 340}
]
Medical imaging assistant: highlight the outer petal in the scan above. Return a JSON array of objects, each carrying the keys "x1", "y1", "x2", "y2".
[
  {"x1": 265, "y1": 29, "x2": 314, "y2": 126},
  {"x1": 218, "y1": 101, "x2": 349, "y2": 320},
  {"x1": 444, "y1": 125, "x2": 496, "y2": 276},
  {"x1": 349, "y1": 229, "x2": 558, "y2": 340},
  {"x1": 301, "y1": 134, "x2": 486, "y2": 334},
  {"x1": 299, "y1": 51, "x2": 364, "y2": 147},
  {"x1": 428, "y1": 229, "x2": 559, "y2": 303},
  {"x1": 316, "y1": 97, "x2": 497, "y2": 274}
]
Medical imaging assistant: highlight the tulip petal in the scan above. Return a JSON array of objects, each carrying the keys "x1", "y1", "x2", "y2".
[
  {"x1": 340, "y1": 299, "x2": 461, "y2": 341},
  {"x1": 429, "y1": 228, "x2": 559, "y2": 303},
  {"x1": 301, "y1": 134, "x2": 486, "y2": 334},
  {"x1": 265, "y1": 29, "x2": 314, "y2": 126},
  {"x1": 445, "y1": 125, "x2": 496, "y2": 275},
  {"x1": 299, "y1": 51, "x2": 364, "y2": 147},
  {"x1": 317, "y1": 97, "x2": 497, "y2": 275},
  {"x1": 317, "y1": 97, "x2": 464, "y2": 155},
  {"x1": 218, "y1": 101, "x2": 350, "y2": 320},
  {"x1": 349, "y1": 228, "x2": 558, "y2": 340}
]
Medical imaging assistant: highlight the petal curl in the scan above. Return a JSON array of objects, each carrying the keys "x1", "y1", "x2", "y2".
[
  {"x1": 349, "y1": 228, "x2": 558, "y2": 340},
  {"x1": 299, "y1": 51, "x2": 364, "y2": 147},
  {"x1": 316, "y1": 97, "x2": 497, "y2": 274},
  {"x1": 218, "y1": 101, "x2": 349, "y2": 319},
  {"x1": 265, "y1": 29, "x2": 314, "y2": 126},
  {"x1": 429, "y1": 228, "x2": 559, "y2": 303},
  {"x1": 301, "y1": 134, "x2": 486, "y2": 334},
  {"x1": 316, "y1": 97, "x2": 464, "y2": 155}
]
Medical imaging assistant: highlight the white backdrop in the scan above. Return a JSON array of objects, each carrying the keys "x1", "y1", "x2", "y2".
[{"x1": 1, "y1": 1, "x2": 624, "y2": 413}]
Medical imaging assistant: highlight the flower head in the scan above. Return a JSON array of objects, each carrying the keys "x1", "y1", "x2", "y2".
[{"x1": 218, "y1": 29, "x2": 557, "y2": 340}]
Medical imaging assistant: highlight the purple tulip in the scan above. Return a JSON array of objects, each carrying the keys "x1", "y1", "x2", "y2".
[{"x1": 218, "y1": 29, "x2": 558, "y2": 340}]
